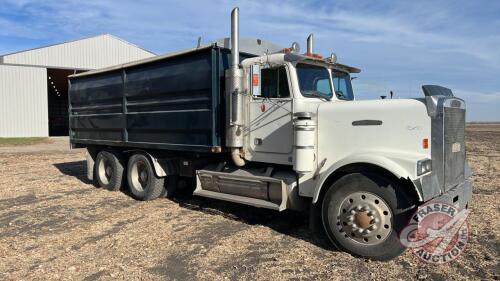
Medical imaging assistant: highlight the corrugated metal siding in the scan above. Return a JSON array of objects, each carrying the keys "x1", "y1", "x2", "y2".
[
  {"x1": 0, "y1": 65, "x2": 48, "y2": 137},
  {"x1": 1, "y1": 34, "x2": 154, "y2": 70}
]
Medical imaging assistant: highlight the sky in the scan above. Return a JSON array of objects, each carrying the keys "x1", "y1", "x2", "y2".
[{"x1": 0, "y1": 0, "x2": 499, "y2": 121}]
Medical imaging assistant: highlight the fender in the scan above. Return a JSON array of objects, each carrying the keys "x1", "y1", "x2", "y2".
[
  {"x1": 123, "y1": 149, "x2": 179, "y2": 178},
  {"x1": 312, "y1": 151, "x2": 426, "y2": 204}
]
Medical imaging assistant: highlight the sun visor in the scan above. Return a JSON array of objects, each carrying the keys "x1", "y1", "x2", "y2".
[{"x1": 422, "y1": 85, "x2": 454, "y2": 97}]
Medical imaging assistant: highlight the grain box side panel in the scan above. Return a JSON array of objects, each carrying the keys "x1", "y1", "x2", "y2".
[
  {"x1": 69, "y1": 70, "x2": 125, "y2": 141},
  {"x1": 69, "y1": 47, "x2": 225, "y2": 152},
  {"x1": 124, "y1": 48, "x2": 216, "y2": 147}
]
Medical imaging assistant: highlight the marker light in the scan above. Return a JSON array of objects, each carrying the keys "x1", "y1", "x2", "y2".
[
  {"x1": 252, "y1": 74, "x2": 259, "y2": 86},
  {"x1": 423, "y1": 138, "x2": 429, "y2": 149},
  {"x1": 304, "y1": 53, "x2": 323, "y2": 59}
]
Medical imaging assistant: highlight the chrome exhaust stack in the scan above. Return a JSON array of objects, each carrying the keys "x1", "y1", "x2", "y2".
[
  {"x1": 307, "y1": 33, "x2": 314, "y2": 54},
  {"x1": 226, "y1": 7, "x2": 246, "y2": 166},
  {"x1": 231, "y1": 8, "x2": 240, "y2": 71}
]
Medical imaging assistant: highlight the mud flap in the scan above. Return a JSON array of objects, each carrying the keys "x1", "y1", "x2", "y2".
[{"x1": 86, "y1": 150, "x2": 95, "y2": 181}]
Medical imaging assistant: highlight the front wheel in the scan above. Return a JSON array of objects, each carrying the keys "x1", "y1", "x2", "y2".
[{"x1": 321, "y1": 172, "x2": 414, "y2": 261}]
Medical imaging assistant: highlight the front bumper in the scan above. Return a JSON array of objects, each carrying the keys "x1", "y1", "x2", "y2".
[{"x1": 428, "y1": 177, "x2": 473, "y2": 209}]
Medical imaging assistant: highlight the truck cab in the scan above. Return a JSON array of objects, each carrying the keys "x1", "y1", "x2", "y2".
[{"x1": 196, "y1": 9, "x2": 472, "y2": 260}]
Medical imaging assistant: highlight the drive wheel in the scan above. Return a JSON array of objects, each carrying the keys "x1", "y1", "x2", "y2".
[
  {"x1": 127, "y1": 154, "x2": 165, "y2": 201},
  {"x1": 321, "y1": 172, "x2": 414, "y2": 261},
  {"x1": 95, "y1": 150, "x2": 124, "y2": 191}
]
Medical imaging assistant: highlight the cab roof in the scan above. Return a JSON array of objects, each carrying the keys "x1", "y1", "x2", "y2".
[{"x1": 284, "y1": 53, "x2": 361, "y2": 74}]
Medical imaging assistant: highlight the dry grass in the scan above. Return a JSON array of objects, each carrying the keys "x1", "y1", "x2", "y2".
[
  {"x1": 0, "y1": 137, "x2": 48, "y2": 146},
  {"x1": 0, "y1": 128, "x2": 498, "y2": 280}
]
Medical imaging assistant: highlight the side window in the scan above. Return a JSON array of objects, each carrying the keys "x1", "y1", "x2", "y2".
[
  {"x1": 260, "y1": 67, "x2": 290, "y2": 98},
  {"x1": 333, "y1": 77, "x2": 347, "y2": 95},
  {"x1": 332, "y1": 72, "x2": 354, "y2": 100}
]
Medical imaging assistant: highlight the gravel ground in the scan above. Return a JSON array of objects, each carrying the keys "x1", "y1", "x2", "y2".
[{"x1": 0, "y1": 126, "x2": 498, "y2": 281}]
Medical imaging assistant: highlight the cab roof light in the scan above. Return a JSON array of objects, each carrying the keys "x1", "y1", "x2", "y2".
[
  {"x1": 304, "y1": 52, "x2": 323, "y2": 59},
  {"x1": 282, "y1": 42, "x2": 301, "y2": 54}
]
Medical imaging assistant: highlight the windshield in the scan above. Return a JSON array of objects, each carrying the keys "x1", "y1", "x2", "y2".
[
  {"x1": 296, "y1": 63, "x2": 333, "y2": 99},
  {"x1": 332, "y1": 72, "x2": 354, "y2": 100}
]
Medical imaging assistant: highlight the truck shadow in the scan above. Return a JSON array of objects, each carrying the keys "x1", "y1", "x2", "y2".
[
  {"x1": 53, "y1": 160, "x2": 93, "y2": 185},
  {"x1": 173, "y1": 193, "x2": 336, "y2": 251},
  {"x1": 53, "y1": 160, "x2": 336, "y2": 252}
]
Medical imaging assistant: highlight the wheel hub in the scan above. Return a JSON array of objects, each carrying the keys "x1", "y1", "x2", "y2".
[
  {"x1": 105, "y1": 166, "x2": 112, "y2": 177},
  {"x1": 131, "y1": 160, "x2": 148, "y2": 191},
  {"x1": 337, "y1": 192, "x2": 393, "y2": 245},
  {"x1": 353, "y1": 211, "x2": 371, "y2": 229},
  {"x1": 139, "y1": 170, "x2": 148, "y2": 183}
]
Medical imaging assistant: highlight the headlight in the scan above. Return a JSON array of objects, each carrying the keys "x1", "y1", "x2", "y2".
[{"x1": 417, "y1": 159, "x2": 432, "y2": 176}]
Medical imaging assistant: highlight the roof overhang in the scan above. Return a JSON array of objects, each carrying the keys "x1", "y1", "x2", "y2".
[{"x1": 284, "y1": 53, "x2": 361, "y2": 73}]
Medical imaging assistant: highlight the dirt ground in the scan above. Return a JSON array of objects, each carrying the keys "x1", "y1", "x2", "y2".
[{"x1": 0, "y1": 125, "x2": 498, "y2": 281}]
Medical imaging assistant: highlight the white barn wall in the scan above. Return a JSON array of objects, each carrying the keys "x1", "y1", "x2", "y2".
[
  {"x1": 1, "y1": 34, "x2": 155, "y2": 70},
  {"x1": 0, "y1": 65, "x2": 48, "y2": 137}
]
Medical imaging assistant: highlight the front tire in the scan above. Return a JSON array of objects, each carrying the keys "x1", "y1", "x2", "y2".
[
  {"x1": 127, "y1": 154, "x2": 165, "y2": 201},
  {"x1": 321, "y1": 172, "x2": 414, "y2": 261}
]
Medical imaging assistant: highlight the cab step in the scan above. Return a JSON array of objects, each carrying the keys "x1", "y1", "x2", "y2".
[{"x1": 194, "y1": 165, "x2": 295, "y2": 211}]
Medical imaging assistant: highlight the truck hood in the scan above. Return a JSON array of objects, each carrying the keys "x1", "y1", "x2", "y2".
[{"x1": 316, "y1": 99, "x2": 431, "y2": 166}]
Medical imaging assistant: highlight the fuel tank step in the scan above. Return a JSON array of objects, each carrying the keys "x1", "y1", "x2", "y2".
[{"x1": 194, "y1": 165, "x2": 297, "y2": 211}]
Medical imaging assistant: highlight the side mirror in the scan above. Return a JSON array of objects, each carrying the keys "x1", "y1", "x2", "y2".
[{"x1": 251, "y1": 64, "x2": 261, "y2": 97}]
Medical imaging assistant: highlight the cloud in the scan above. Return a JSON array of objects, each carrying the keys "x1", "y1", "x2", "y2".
[
  {"x1": 453, "y1": 89, "x2": 500, "y2": 103},
  {"x1": 0, "y1": 0, "x2": 498, "y2": 121}
]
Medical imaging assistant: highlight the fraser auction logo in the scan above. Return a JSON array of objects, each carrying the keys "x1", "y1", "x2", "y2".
[{"x1": 399, "y1": 202, "x2": 470, "y2": 264}]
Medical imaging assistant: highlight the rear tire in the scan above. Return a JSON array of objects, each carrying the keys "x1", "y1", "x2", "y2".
[
  {"x1": 127, "y1": 154, "x2": 165, "y2": 201},
  {"x1": 321, "y1": 172, "x2": 415, "y2": 261},
  {"x1": 95, "y1": 150, "x2": 124, "y2": 191}
]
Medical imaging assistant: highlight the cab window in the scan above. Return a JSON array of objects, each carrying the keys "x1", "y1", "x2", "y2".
[
  {"x1": 296, "y1": 63, "x2": 332, "y2": 99},
  {"x1": 260, "y1": 66, "x2": 290, "y2": 98},
  {"x1": 332, "y1": 72, "x2": 354, "y2": 100}
]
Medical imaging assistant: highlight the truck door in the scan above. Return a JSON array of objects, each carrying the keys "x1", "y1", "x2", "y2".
[{"x1": 248, "y1": 65, "x2": 293, "y2": 154}]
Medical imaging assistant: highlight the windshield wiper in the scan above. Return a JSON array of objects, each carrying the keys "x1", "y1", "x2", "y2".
[
  {"x1": 336, "y1": 91, "x2": 347, "y2": 99},
  {"x1": 303, "y1": 90, "x2": 331, "y2": 101}
]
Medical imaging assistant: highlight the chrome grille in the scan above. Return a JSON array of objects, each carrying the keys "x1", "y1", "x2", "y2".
[{"x1": 443, "y1": 107, "x2": 465, "y2": 190}]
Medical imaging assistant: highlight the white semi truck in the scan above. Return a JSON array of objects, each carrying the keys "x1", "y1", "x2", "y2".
[{"x1": 69, "y1": 8, "x2": 472, "y2": 260}]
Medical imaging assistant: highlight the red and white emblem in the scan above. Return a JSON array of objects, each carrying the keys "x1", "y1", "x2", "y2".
[{"x1": 400, "y1": 202, "x2": 470, "y2": 264}]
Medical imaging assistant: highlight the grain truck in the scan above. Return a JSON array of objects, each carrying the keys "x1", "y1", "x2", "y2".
[{"x1": 68, "y1": 8, "x2": 472, "y2": 260}]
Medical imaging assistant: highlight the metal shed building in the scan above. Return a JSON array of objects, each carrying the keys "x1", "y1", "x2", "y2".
[{"x1": 0, "y1": 34, "x2": 155, "y2": 137}]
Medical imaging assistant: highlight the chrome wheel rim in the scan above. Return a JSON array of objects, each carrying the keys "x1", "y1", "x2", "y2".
[
  {"x1": 131, "y1": 160, "x2": 148, "y2": 191},
  {"x1": 98, "y1": 158, "x2": 112, "y2": 185},
  {"x1": 336, "y1": 192, "x2": 393, "y2": 245}
]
